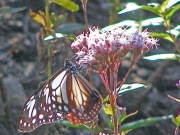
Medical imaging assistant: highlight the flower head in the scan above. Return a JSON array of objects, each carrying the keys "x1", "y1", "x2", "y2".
[
  {"x1": 71, "y1": 27, "x2": 132, "y2": 72},
  {"x1": 71, "y1": 27, "x2": 158, "y2": 73},
  {"x1": 131, "y1": 29, "x2": 158, "y2": 60}
]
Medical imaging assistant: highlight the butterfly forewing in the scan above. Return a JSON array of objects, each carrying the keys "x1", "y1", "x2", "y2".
[
  {"x1": 18, "y1": 60, "x2": 102, "y2": 132},
  {"x1": 18, "y1": 68, "x2": 70, "y2": 132}
]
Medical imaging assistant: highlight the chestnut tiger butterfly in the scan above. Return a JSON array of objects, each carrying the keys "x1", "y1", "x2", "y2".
[{"x1": 18, "y1": 59, "x2": 102, "y2": 132}]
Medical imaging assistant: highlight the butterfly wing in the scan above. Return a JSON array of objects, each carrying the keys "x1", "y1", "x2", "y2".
[
  {"x1": 18, "y1": 68, "x2": 70, "y2": 132},
  {"x1": 66, "y1": 72, "x2": 102, "y2": 125},
  {"x1": 18, "y1": 60, "x2": 102, "y2": 132}
]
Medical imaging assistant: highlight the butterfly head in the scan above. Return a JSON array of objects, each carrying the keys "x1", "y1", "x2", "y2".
[{"x1": 65, "y1": 59, "x2": 77, "y2": 73}]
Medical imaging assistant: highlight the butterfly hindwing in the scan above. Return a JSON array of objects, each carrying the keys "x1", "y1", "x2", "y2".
[{"x1": 66, "y1": 72, "x2": 102, "y2": 125}]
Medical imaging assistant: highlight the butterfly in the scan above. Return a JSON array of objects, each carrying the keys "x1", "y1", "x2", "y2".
[{"x1": 18, "y1": 59, "x2": 102, "y2": 132}]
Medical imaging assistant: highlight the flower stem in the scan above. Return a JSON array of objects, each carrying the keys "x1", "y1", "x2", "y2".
[
  {"x1": 109, "y1": 70, "x2": 118, "y2": 135},
  {"x1": 174, "y1": 127, "x2": 179, "y2": 135},
  {"x1": 117, "y1": 58, "x2": 136, "y2": 92},
  {"x1": 81, "y1": 0, "x2": 89, "y2": 31},
  {"x1": 99, "y1": 72, "x2": 111, "y2": 94},
  {"x1": 109, "y1": 93, "x2": 118, "y2": 135},
  {"x1": 45, "y1": 0, "x2": 52, "y2": 78}
]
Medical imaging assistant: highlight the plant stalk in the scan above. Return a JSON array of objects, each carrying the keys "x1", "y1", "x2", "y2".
[
  {"x1": 109, "y1": 70, "x2": 118, "y2": 135},
  {"x1": 44, "y1": 0, "x2": 52, "y2": 78}
]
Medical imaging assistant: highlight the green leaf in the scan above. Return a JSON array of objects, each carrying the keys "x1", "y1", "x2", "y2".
[
  {"x1": 169, "y1": 26, "x2": 180, "y2": 37},
  {"x1": 99, "y1": 108, "x2": 112, "y2": 129},
  {"x1": 59, "y1": 121, "x2": 90, "y2": 130},
  {"x1": 29, "y1": 9, "x2": 46, "y2": 26},
  {"x1": 0, "y1": 7, "x2": 26, "y2": 15},
  {"x1": 103, "y1": 96, "x2": 109, "y2": 104},
  {"x1": 102, "y1": 21, "x2": 138, "y2": 32},
  {"x1": 118, "y1": 3, "x2": 142, "y2": 14},
  {"x1": 56, "y1": 23, "x2": 85, "y2": 34},
  {"x1": 166, "y1": 4, "x2": 180, "y2": 25},
  {"x1": 141, "y1": 4, "x2": 162, "y2": 17},
  {"x1": 51, "y1": 0, "x2": 79, "y2": 12},
  {"x1": 103, "y1": 84, "x2": 146, "y2": 103},
  {"x1": 103, "y1": 104, "x2": 113, "y2": 115},
  {"x1": 121, "y1": 115, "x2": 173, "y2": 131},
  {"x1": 103, "y1": 83, "x2": 146, "y2": 103},
  {"x1": 172, "y1": 116, "x2": 180, "y2": 127},
  {"x1": 117, "y1": 108, "x2": 121, "y2": 123},
  {"x1": 151, "y1": 32, "x2": 174, "y2": 42},
  {"x1": 166, "y1": 0, "x2": 180, "y2": 9},
  {"x1": 120, "y1": 111, "x2": 138, "y2": 123},
  {"x1": 44, "y1": 33, "x2": 67, "y2": 41},
  {"x1": 143, "y1": 53, "x2": 180, "y2": 61},
  {"x1": 161, "y1": 0, "x2": 169, "y2": 12},
  {"x1": 141, "y1": 17, "x2": 163, "y2": 26},
  {"x1": 50, "y1": 12, "x2": 56, "y2": 28},
  {"x1": 117, "y1": 84, "x2": 146, "y2": 95},
  {"x1": 59, "y1": 120, "x2": 103, "y2": 131}
]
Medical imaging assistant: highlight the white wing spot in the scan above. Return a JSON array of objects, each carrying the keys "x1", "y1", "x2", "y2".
[
  {"x1": 32, "y1": 109, "x2": 37, "y2": 117},
  {"x1": 24, "y1": 122, "x2": 26, "y2": 126},
  {"x1": 20, "y1": 119, "x2": 22, "y2": 124},
  {"x1": 32, "y1": 119, "x2": 36, "y2": 124},
  {"x1": 57, "y1": 113, "x2": 62, "y2": 117},
  {"x1": 39, "y1": 114, "x2": 44, "y2": 119},
  {"x1": 52, "y1": 96, "x2": 55, "y2": 101}
]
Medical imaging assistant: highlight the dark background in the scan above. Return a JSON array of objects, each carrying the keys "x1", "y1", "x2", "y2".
[{"x1": 0, "y1": 0, "x2": 180, "y2": 135}]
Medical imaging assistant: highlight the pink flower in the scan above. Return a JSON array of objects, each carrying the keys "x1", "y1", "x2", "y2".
[
  {"x1": 71, "y1": 27, "x2": 157, "y2": 73},
  {"x1": 131, "y1": 29, "x2": 158, "y2": 60},
  {"x1": 71, "y1": 27, "x2": 133, "y2": 73},
  {"x1": 71, "y1": 27, "x2": 158, "y2": 93}
]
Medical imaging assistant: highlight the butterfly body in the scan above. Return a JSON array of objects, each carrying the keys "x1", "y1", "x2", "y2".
[{"x1": 18, "y1": 60, "x2": 102, "y2": 132}]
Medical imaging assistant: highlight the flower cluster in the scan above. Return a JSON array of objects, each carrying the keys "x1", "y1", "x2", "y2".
[
  {"x1": 71, "y1": 27, "x2": 158, "y2": 135},
  {"x1": 71, "y1": 27, "x2": 157, "y2": 73}
]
